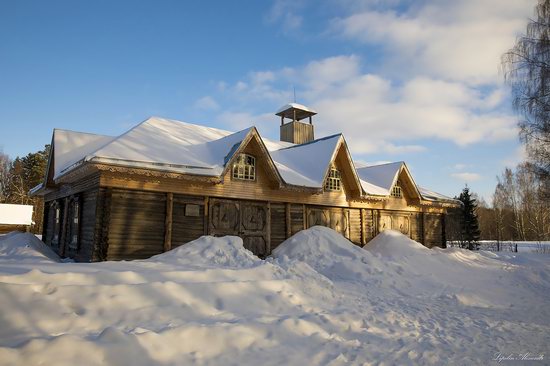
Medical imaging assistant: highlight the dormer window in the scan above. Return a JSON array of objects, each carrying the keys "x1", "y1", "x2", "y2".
[
  {"x1": 324, "y1": 167, "x2": 342, "y2": 191},
  {"x1": 391, "y1": 181, "x2": 402, "y2": 198},
  {"x1": 232, "y1": 154, "x2": 256, "y2": 181}
]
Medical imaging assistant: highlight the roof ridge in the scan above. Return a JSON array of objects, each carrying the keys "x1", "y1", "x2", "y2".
[
  {"x1": 357, "y1": 161, "x2": 404, "y2": 169},
  {"x1": 149, "y1": 116, "x2": 234, "y2": 135},
  {"x1": 54, "y1": 128, "x2": 113, "y2": 138},
  {"x1": 275, "y1": 133, "x2": 342, "y2": 151},
  {"x1": 84, "y1": 116, "x2": 156, "y2": 160}
]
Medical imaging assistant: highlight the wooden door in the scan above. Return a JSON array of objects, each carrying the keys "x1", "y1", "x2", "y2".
[
  {"x1": 209, "y1": 199, "x2": 240, "y2": 236},
  {"x1": 240, "y1": 201, "x2": 269, "y2": 258},
  {"x1": 209, "y1": 199, "x2": 269, "y2": 257}
]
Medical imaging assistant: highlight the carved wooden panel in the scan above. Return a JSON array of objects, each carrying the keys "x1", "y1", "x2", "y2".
[
  {"x1": 379, "y1": 212, "x2": 410, "y2": 236},
  {"x1": 241, "y1": 203, "x2": 266, "y2": 231},
  {"x1": 208, "y1": 199, "x2": 269, "y2": 257},
  {"x1": 330, "y1": 210, "x2": 347, "y2": 234},
  {"x1": 379, "y1": 214, "x2": 392, "y2": 232},
  {"x1": 308, "y1": 208, "x2": 329, "y2": 227},
  {"x1": 307, "y1": 207, "x2": 348, "y2": 235},
  {"x1": 209, "y1": 200, "x2": 240, "y2": 234},
  {"x1": 394, "y1": 215, "x2": 410, "y2": 235}
]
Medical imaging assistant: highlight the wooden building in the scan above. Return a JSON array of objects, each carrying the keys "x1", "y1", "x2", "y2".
[
  {"x1": 0, "y1": 204, "x2": 34, "y2": 234},
  {"x1": 31, "y1": 104, "x2": 460, "y2": 261}
]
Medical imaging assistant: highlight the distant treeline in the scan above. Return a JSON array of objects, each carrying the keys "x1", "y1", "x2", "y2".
[
  {"x1": 0, "y1": 146, "x2": 49, "y2": 233},
  {"x1": 448, "y1": 163, "x2": 550, "y2": 242}
]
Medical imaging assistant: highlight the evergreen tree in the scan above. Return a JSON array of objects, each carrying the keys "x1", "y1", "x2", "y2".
[{"x1": 457, "y1": 186, "x2": 481, "y2": 250}]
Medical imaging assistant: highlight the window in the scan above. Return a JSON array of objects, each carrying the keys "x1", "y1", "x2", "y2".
[
  {"x1": 391, "y1": 181, "x2": 403, "y2": 198},
  {"x1": 324, "y1": 167, "x2": 342, "y2": 191},
  {"x1": 68, "y1": 199, "x2": 80, "y2": 250},
  {"x1": 52, "y1": 202, "x2": 61, "y2": 245},
  {"x1": 232, "y1": 154, "x2": 256, "y2": 180}
]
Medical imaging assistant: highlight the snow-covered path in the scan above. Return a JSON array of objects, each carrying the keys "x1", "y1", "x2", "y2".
[{"x1": 0, "y1": 228, "x2": 548, "y2": 365}]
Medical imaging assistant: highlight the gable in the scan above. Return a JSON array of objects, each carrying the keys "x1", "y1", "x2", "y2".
[
  {"x1": 45, "y1": 129, "x2": 114, "y2": 184},
  {"x1": 269, "y1": 134, "x2": 341, "y2": 188},
  {"x1": 390, "y1": 164, "x2": 421, "y2": 201},
  {"x1": 221, "y1": 128, "x2": 283, "y2": 188},
  {"x1": 324, "y1": 138, "x2": 362, "y2": 198}
]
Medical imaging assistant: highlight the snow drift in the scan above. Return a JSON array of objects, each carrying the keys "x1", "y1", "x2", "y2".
[
  {"x1": 0, "y1": 232, "x2": 59, "y2": 263},
  {"x1": 0, "y1": 227, "x2": 549, "y2": 365},
  {"x1": 148, "y1": 235, "x2": 261, "y2": 269}
]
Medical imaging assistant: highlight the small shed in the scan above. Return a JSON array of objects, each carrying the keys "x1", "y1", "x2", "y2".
[{"x1": 0, "y1": 204, "x2": 34, "y2": 234}]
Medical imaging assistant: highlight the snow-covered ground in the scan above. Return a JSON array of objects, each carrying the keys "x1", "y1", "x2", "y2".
[{"x1": 0, "y1": 228, "x2": 548, "y2": 365}]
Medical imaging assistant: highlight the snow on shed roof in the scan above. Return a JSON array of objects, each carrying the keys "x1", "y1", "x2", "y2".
[{"x1": 0, "y1": 204, "x2": 33, "y2": 225}]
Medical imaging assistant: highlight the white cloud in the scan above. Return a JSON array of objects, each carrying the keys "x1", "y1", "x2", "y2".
[
  {"x1": 195, "y1": 96, "x2": 219, "y2": 110},
  {"x1": 451, "y1": 172, "x2": 482, "y2": 182},
  {"x1": 453, "y1": 163, "x2": 468, "y2": 170},
  {"x1": 332, "y1": 0, "x2": 536, "y2": 85},
  {"x1": 265, "y1": 0, "x2": 305, "y2": 32},
  {"x1": 214, "y1": 53, "x2": 517, "y2": 155}
]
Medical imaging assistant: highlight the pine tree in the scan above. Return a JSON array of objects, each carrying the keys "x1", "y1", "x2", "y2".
[{"x1": 458, "y1": 186, "x2": 481, "y2": 250}]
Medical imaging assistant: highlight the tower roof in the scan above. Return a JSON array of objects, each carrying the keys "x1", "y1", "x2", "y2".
[{"x1": 275, "y1": 103, "x2": 317, "y2": 121}]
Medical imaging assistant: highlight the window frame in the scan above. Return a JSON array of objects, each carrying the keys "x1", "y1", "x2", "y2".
[
  {"x1": 67, "y1": 196, "x2": 81, "y2": 251},
  {"x1": 232, "y1": 153, "x2": 256, "y2": 181},
  {"x1": 391, "y1": 181, "x2": 403, "y2": 198},
  {"x1": 324, "y1": 166, "x2": 342, "y2": 191},
  {"x1": 52, "y1": 201, "x2": 61, "y2": 247}
]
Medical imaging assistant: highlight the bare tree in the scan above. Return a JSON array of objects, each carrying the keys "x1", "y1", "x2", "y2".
[
  {"x1": 0, "y1": 150, "x2": 10, "y2": 202},
  {"x1": 502, "y1": 0, "x2": 550, "y2": 199}
]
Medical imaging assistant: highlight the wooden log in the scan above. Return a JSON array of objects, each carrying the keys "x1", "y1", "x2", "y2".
[
  {"x1": 204, "y1": 196, "x2": 209, "y2": 235},
  {"x1": 164, "y1": 192, "x2": 173, "y2": 252},
  {"x1": 345, "y1": 209, "x2": 351, "y2": 239},
  {"x1": 60, "y1": 198, "x2": 70, "y2": 257},
  {"x1": 285, "y1": 203, "x2": 291, "y2": 239},
  {"x1": 360, "y1": 209, "x2": 366, "y2": 245},
  {"x1": 302, "y1": 204, "x2": 306, "y2": 230},
  {"x1": 266, "y1": 202, "x2": 271, "y2": 254}
]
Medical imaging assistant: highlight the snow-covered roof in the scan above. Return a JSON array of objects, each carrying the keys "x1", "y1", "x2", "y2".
[
  {"x1": 418, "y1": 187, "x2": 458, "y2": 203},
  {"x1": 356, "y1": 162, "x2": 403, "y2": 196},
  {"x1": 44, "y1": 116, "x2": 454, "y2": 203},
  {"x1": 270, "y1": 134, "x2": 341, "y2": 187},
  {"x1": 0, "y1": 204, "x2": 33, "y2": 225},
  {"x1": 276, "y1": 103, "x2": 317, "y2": 115},
  {"x1": 53, "y1": 129, "x2": 115, "y2": 178}
]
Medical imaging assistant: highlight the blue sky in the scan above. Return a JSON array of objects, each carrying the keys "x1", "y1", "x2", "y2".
[{"x1": 0, "y1": 0, "x2": 536, "y2": 201}]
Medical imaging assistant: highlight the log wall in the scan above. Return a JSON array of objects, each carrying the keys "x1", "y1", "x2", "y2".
[
  {"x1": 270, "y1": 203, "x2": 286, "y2": 251},
  {"x1": 63, "y1": 189, "x2": 98, "y2": 262},
  {"x1": 171, "y1": 194, "x2": 205, "y2": 248},
  {"x1": 106, "y1": 189, "x2": 166, "y2": 260}
]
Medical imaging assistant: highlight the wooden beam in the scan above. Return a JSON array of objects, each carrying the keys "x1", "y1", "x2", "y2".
[
  {"x1": 345, "y1": 209, "x2": 350, "y2": 239},
  {"x1": 266, "y1": 202, "x2": 271, "y2": 255},
  {"x1": 360, "y1": 208, "x2": 366, "y2": 245},
  {"x1": 285, "y1": 202, "x2": 291, "y2": 239},
  {"x1": 302, "y1": 204, "x2": 306, "y2": 230},
  {"x1": 59, "y1": 198, "x2": 70, "y2": 257},
  {"x1": 204, "y1": 196, "x2": 209, "y2": 235},
  {"x1": 164, "y1": 192, "x2": 173, "y2": 252}
]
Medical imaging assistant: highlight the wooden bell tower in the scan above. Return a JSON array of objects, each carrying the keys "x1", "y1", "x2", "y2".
[{"x1": 276, "y1": 103, "x2": 316, "y2": 144}]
